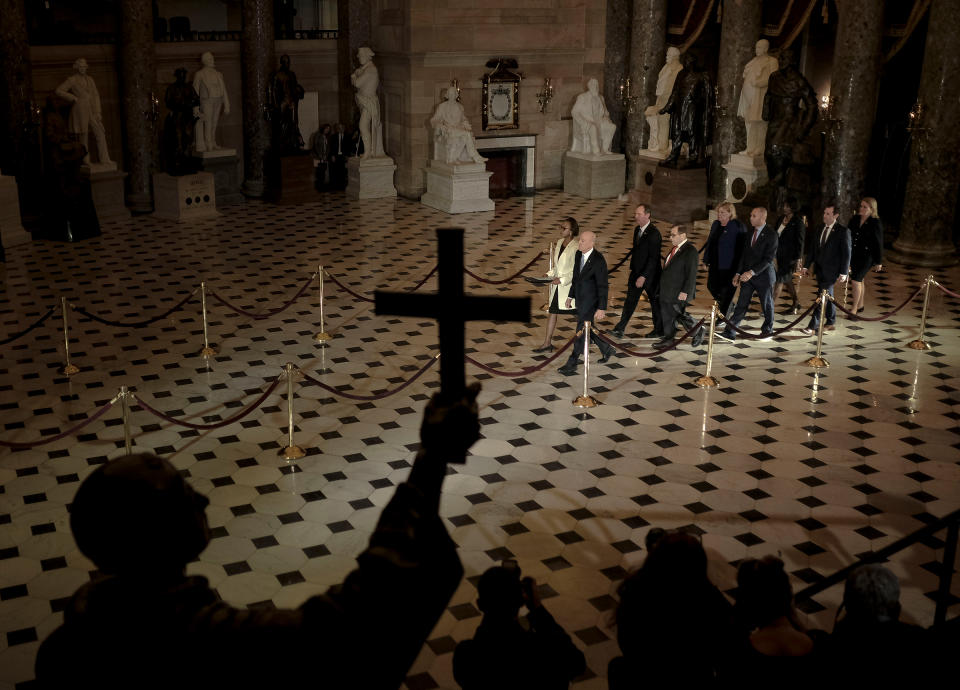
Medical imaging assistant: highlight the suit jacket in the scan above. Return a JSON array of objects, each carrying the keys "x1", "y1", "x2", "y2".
[
  {"x1": 737, "y1": 224, "x2": 778, "y2": 286},
  {"x1": 546, "y1": 239, "x2": 578, "y2": 309},
  {"x1": 806, "y1": 223, "x2": 852, "y2": 286},
  {"x1": 629, "y1": 223, "x2": 662, "y2": 283},
  {"x1": 569, "y1": 249, "x2": 609, "y2": 321},
  {"x1": 848, "y1": 215, "x2": 883, "y2": 274},
  {"x1": 774, "y1": 214, "x2": 805, "y2": 266},
  {"x1": 659, "y1": 242, "x2": 699, "y2": 303},
  {"x1": 703, "y1": 218, "x2": 747, "y2": 271}
]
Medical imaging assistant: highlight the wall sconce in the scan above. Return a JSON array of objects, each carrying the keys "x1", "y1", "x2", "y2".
[
  {"x1": 451, "y1": 78, "x2": 461, "y2": 102},
  {"x1": 907, "y1": 99, "x2": 928, "y2": 161},
  {"x1": 618, "y1": 76, "x2": 637, "y2": 115},
  {"x1": 818, "y1": 94, "x2": 841, "y2": 133},
  {"x1": 536, "y1": 77, "x2": 554, "y2": 113}
]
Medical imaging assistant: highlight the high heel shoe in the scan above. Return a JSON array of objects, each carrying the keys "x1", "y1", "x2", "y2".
[
  {"x1": 857, "y1": 307, "x2": 865, "y2": 314},
  {"x1": 532, "y1": 344, "x2": 554, "y2": 353}
]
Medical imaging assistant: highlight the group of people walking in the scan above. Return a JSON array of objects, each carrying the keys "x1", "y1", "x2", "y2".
[{"x1": 537, "y1": 198, "x2": 884, "y2": 373}]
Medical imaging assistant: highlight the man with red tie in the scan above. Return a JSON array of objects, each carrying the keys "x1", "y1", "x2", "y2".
[
  {"x1": 720, "y1": 207, "x2": 778, "y2": 342},
  {"x1": 655, "y1": 225, "x2": 702, "y2": 349}
]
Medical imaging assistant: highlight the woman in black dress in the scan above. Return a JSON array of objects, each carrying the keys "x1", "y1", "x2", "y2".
[
  {"x1": 848, "y1": 197, "x2": 883, "y2": 316},
  {"x1": 772, "y1": 197, "x2": 805, "y2": 314},
  {"x1": 533, "y1": 217, "x2": 579, "y2": 352},
  {"x1": 702, "y1": 201, "x2": 747, "y2": 319}
]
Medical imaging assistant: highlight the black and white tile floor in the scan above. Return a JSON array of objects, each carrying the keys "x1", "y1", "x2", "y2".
[{"x1": 1, "y1": 190, "x2": 958, "y2": 689}]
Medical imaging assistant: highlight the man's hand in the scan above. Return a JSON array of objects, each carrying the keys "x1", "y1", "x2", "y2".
[
  {"x1": 731, "y1": 274, "x2": 741, "y2": 287},
  {"x1": 678, "y1": 292, "x2": 688, "y2": 302},
  {"x1": 419, "y1": 383, "x2": 481, "y2": 462},
  {"x1": 521, "y1": 576, "x2": 542, "y2": 611},
  {"x1": 838, "y1": 274, "x2": 848, "y2": 283},
  {"x1": 594, "y1": 309, "x2": 606, "y2": 322},
  {"x1": 740, "y1": 270, "x2": 754, "y2": 282},
  {"x1": 635, "y1": 276, "x2": 645, "y2": 288},
  {"x1": 565, "y1": 298, "x2": 572, "y2": 308},
  {"x1": 873, "y1": 264, "x2": 883, "y2": 273},
  {"x1": 551, "y1": 278, "x2": 561, "y2": 285}
]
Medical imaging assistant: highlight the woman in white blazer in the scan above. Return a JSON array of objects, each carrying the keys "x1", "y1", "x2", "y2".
[{"x1": 534, "y1": 217, "x2": 579, "y2": 352}]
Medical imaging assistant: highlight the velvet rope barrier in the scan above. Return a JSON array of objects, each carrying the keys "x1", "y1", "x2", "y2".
[
  {"x1": 830, "y1": 284, "x2": 925, "y2": 322},
  {"x1": 717, "y1": 301, "x2": 818, "y2": 339},
  {"x1": 132, "y1": 375, "x2": 282, "y2": 430},
  {"x1": 607, "y1": 248, "x2": 633, "y2": 274},
  {"x1": 407, "y1": 264, "x2": 438, "y2": 291},
  {"x1": 0, "y1": 307, "x2": 56, "y2": 347},
  {"x1": 324, "y1": 271, "x2": 376, "y2": 303},
  {"x1": 464, "y1": 334, "x2": 579, "y2": 376},
  {"x1": 72, "y1": 288, "x2": 198, "y2": 329},
  {"x1": 210, "y1": 272, "x2": 317, "y2": 320},
  {"x1": 594, "y1": 317, "x2": 705, "y2": 356},
  {"x1": 0, "y1": 395, "x2": 118, "y2": 449},
  {"x1": 297, "y1": 355, "x2": 439, "y2": 400},
  {"x1": 933, "y1": 280, "x2": 960, "y2": 300},
  {"x1": 463, "y1": 251, "x2": 544, "y2": 285}
]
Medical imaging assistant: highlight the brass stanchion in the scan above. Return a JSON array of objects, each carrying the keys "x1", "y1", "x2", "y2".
[
  {"x1": 695, "y1": 303, "x2": 720, "y2": 388},
  {"x1": 119, "y1": 385, "x2": 133, "y2": 455},
  {"x1": 573, "y1": 321, "x2": 599, "y2": 408},
  {"x1": 314, "y1": 266, "x2": 331, "y2": 343},
  {"x1": 58, "y1": 297, "x2": 80, "y2": 376},
  {"x1": 279, "y1": 363, "x2": 305, "y2": 460},
  {"x1": 907, "y1": 275, "x2": 933, "y2": 350},
  {"x1": 803, "y1": 291, "x2": 829, "y2": 368},
  {"x1": 199, "y1": 281, "x2": 218, "y2": 358}
]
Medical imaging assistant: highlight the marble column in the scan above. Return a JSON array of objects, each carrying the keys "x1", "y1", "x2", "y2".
[
  {"x1": 0, "y1": 0, "x2": 35, "y2": 177},
  {"x1": 890, "y1": 0, "x2": 960, "y2": 267},
  {"x1": 240, "y1": 0, "x2": 275, "y2": 198},
  {"x1": 819, "y1": 0, "x2": 884, "y2": 217},
  {"x1": 119, "y1": 0, "x2": 158, "y2": 213},
  {"x1": 625, "y1": 0, "x2": 667, "y2": 188},
  {"x1": 336, "y1": 0, "x2": 371, "y2": 126},
  {"x1": 709, "y1": 0, "x2": 761, "y2": 202},
  {"x1": 603, "y1": 0, "x2": 632, "y2": 155}
]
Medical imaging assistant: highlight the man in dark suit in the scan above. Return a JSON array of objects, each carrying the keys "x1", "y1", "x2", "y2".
[
  {"x1": 328, "y1": 123, "x2": 348, "y2": 189},
  {"x1": 720, "y1": 207, "x2": 778, "y2": 342},
  {"x1": 559, "y1": 230, "x2": 615, "y2": 376},
  {"x1": 656, "y1": 225, "x2": 703, "y2": 349},
  {"x1": 611, "y1": 204, "x2": 664, "y2": 340},
  {"x1": 800, "y1": 203, "x2": 851, "y2": 334}
]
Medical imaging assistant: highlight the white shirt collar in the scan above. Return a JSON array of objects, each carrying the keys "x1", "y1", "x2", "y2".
[
  {"x1": 638, "y1": 221, "x2": 650, "y2": 234},
  {"x1": 581, "y1": 248, "x2": 593, "y2": 264}
]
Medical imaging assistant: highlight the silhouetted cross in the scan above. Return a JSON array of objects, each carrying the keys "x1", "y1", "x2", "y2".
[{"x1": 375, "y1": 228, "x2": 531, "y2": 401}]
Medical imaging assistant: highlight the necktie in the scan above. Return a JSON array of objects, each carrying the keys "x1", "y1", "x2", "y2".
[
  {"x1": 751, "y1": 228, "x2": 760, "y2": 247},
  {"x1": 821, "y1": 226, "x2": 831, "y2": 247},
  {"x1": 666, "y1": 246, "x2": 678, "y2": 265}
]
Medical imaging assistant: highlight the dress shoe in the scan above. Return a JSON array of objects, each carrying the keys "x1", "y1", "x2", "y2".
[
  {"x1": 653, "y1": 337, "x2": 675, "y2": 349},
  {"x1": 691, "y1": 330, "x2": 704, "y2": 348},
  {"x1": 645, "y1": 330, "x2": 664, "y2": 338},
  {"x1": 598, "y1": 348, "x2": 614, "y2": 364},
  {"x1": 609, "y1": 328, "x2": 625, "y2": 339},
  {"x1": 857, "y1": 307, "x2": 865, "y2": 314},
  {"x1": 758, "y1": 331, "x2": 774, "y2": 342},
  {"x1": 716, "y1": 330, "x2": 735, "y2": 342},
  {"x1": 799, "y1": 328, "x2": 815, "y2": 336},
  {"x1": 825, "y1": 324, "x2": 836, "y2": 332},
  {"x1": 558, "y1": 363, "x2": 578, "y2": 376},
  {"x1": 532, "y1": 343, "x2": 554, "y2": 353}
]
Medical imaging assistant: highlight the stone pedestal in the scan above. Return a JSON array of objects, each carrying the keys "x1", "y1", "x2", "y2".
[
  {"x1": 194, "y1": 151, "x2": 242, "y2": 207},
  {"x1": 83, "y1": 168, "x2": 130, "y2": 220},
  {"x1": 266, "y1": 154, "x2": 317, "y2": 204},
  {"x1": 346, "y1": 156, "x2": 397, "y2": 199},
  {"x1": 563, "y1": 152, "x2": 626, "y2": 199},
  {"x1": 649, "y1": 164, "x2": 708, "y2": 224},
  {"x1": 631, "y1": 151, "x2": 666, "y2": 206},
  {"x1": 152, "y1": 172, "x2": 218, "y2": 222},
  {"x1": 421, "y1": 161, "x2": 494, "y2": 214},
  {"x1": 721, "y1": 153, "x2": 767, "y2": 204},
  {"x1": 0, "y1": 175, "x2": 30, "y2": 249}
]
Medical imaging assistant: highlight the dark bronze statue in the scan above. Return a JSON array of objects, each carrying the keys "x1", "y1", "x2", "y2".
[
  {"x1": 659, "y1": 53, "x2": 713, "y2": 168},
  {"x1": 269, "y1": 54, "x2": 305, "y2": 154},
  {"x1": 762, "y1": 50, "x2": 818, "y2": 190},
  {"x1": 161, "y1": 68, "x2": 200, "y2": 176}
]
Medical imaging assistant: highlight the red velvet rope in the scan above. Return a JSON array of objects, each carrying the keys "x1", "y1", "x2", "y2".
[
  {"x1": 933, "y1": 281, "x2": 960, "y2": 300},
  {"x1": 297, "y1": 356, "x2": 439, "y2": 400},
  {"x1": 607, "y1": 248, "x2": 633, "y2": 274},
  {"x1": 408, "y1": 264, "x2": 438, "y2": 291},
  {"x1": 717, "y1": 301, "x2": 818, "y2": 338},
  {"x1": 133, "y1": 375, "x2": 282, "y2": 430},
  {"x1": 72, "y1": 288, "x2": 198, "y2": 329},
  {"x1": 0, "y1": 397, "x2": 117, "y2": 448},
  {"x1": 210, "y1": 273, "x2": 317, "y2": 320},
  {"x1": 594, "y1": 317, "x2": 705, "y2": 356},
  {"x1": 463, "y1": 251, "x2": 544, "y2": 285},
  {"x1": 324, "y1": 271, "x2": 376, "y2": 303},
  {"x1": 0, "y1": 307, "x2": 56, "y2": 346},
  {"x1": 464, "y1": 334, "x2": 578, "y2": 376},
  {"x1": 829, "y1": 284, "x2": 925, "y2": 322}
]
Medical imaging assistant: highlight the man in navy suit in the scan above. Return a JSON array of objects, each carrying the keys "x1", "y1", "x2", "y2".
[
  {"x1": 655, "y1": 225, "x2": 703, "y2": 349},
  {"x1": 559, "y1": 230, "x2": 615, "y2": 375},
  {"x1": 611, "y1": 204, "x2": 664, "y2": 339},
  {"x1": 721, "y1": 207, "x2": 778, "y2": 341},
  {"x1": 801, "y1": 203, "x2": 851, "y2": 334}
]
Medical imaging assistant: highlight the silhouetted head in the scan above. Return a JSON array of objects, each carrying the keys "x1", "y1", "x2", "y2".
[
  {"x1": 477, "y1": 564, "x2": 524, "y2": 618},
  {"x1": 174, "y1": 67, "x2": 187, "y2": 82},
  {"x1": 736, "y1": 556, "x2": 794, "y2": 628},
  {"x1": 280, "y1": 54, "x2": 291, "y2": 70},
  {"x1": 842, "y1": 564, "x2": 901, "y2": 625},
  {"x1": 642, "y1": 530, "x2": 708, "y2": 586},
  {"x1": 71, "y1": 453, "x2": 210, "y2": 576}
]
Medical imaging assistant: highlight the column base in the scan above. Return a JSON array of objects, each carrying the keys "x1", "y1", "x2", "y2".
[
  {"x1": 888, "y1": 239, "x2": 959, "y2": 269},
  {"x1": 0, "y1": 175, "x2": 31, "y2": 249},
  {"x1": 242, "y1": 178, "x2": 266, "y2": 198},
  {"x1": 126, "y1": 191, "x2": 154, "y2": 214}
]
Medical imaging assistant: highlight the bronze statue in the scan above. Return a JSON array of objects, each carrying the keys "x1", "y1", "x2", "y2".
[
  {"x1": 762, "y1": 50, "x2": 818, "y2": 190},
  {"x1": 269, "y1": 54, "x2": 305, "y2": 154},
  {"x1": 161, "y1": 68, "x2": 200, "y2": 176},
  {"x1": 659, "y1": 53, "x2": 713, "y2": 168}
]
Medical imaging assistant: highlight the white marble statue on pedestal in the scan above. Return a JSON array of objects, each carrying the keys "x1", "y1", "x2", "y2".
[
  {"x1": 737, "y1": 39, "x2": 780, "y2": 156},
  {"x1": 570, "y1": 78, "x2": 616, "y2": 155},
  {"x1": 192, "y1": 52, "x2": 231, "y2": 153},
  {"x1": 431, "y1": 86, "x2": 486, "y2": 164},
  {"x1": 351, "y1": 47, "x2": 386, "y2": 158},
  {"x1": 55, "y1": 58, "x2": 113, "y2": 167},
  {"x1": 644, "y1": 47, "x2": 682, "y2": 155}
]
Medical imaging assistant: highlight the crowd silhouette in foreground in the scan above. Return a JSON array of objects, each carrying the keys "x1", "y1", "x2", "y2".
[{"x1": 35, "y1": 384, "x2": 957, "y2": 688}]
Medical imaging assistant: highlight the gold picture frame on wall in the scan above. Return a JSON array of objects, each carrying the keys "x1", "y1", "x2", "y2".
[{"x1": 482, "y1": 59, "x2": 521, "y2": 131}]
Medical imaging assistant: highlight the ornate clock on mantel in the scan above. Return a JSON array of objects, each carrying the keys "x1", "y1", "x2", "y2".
[{"x1": 482, "y1": 58, "x2": 520, "y2": 131}]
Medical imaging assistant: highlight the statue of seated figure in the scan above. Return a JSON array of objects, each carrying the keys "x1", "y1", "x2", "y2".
[
  {"x1": 570, "y1": 78, "x2": 616, "y2": 155},
  {"x1": 431, "y1": 87, "x2": 486, "y2": 165}
]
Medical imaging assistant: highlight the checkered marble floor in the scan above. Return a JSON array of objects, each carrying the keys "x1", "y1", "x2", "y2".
[{"x1": 1, "y1": 190, "x2": 959, "y2": 689}]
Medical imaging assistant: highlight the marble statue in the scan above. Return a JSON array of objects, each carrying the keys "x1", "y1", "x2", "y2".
[
  {"x1": 270, "y1": 54, "x2": 305, "y2": 153},
  {"x1": 737, "y1": 39, "x2": 780, "y2": 156},
  {"x1": 430, "y1": 86, "x2": 486, "y2": 164},
  {"x1": 351, "y1": 47, "x2": 385, "y2": 158},
  {"x1": 644, "y1": 47, "x2": 683, "y2": 154},
  {"x1": 161, "y1": 68, "x2": 200, "y2": 176},
  {"x1": 762, "y1": 49, "x2": 818, "y2": 188},
  {"x1": 570, "y1": 78, "x2": 617, "y2": 155},
  {"x1": 192, "y1": 52, "x2": 230, "y2": 153},
  {"x1": 660, "y1": 53, "x2": 713, "y2": 167},
  {"x1": 54, "y1": 58, "x2": 113, "y2": 167}
]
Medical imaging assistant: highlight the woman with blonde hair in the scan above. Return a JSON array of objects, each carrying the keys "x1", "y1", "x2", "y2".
[
  {"x1": 848, "y1": 197, "x2": 883, "y2": 316},
  {"x1": 702, "y1": 201, "x2": 747, "y2": 318},
  {"x1": 533, "y1": 218, "x2": 579, "y2": 353}
]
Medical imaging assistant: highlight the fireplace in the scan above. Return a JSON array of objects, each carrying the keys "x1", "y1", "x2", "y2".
[{"x1": 476, "y1": 134, "x2": 536, "y2": 198}]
